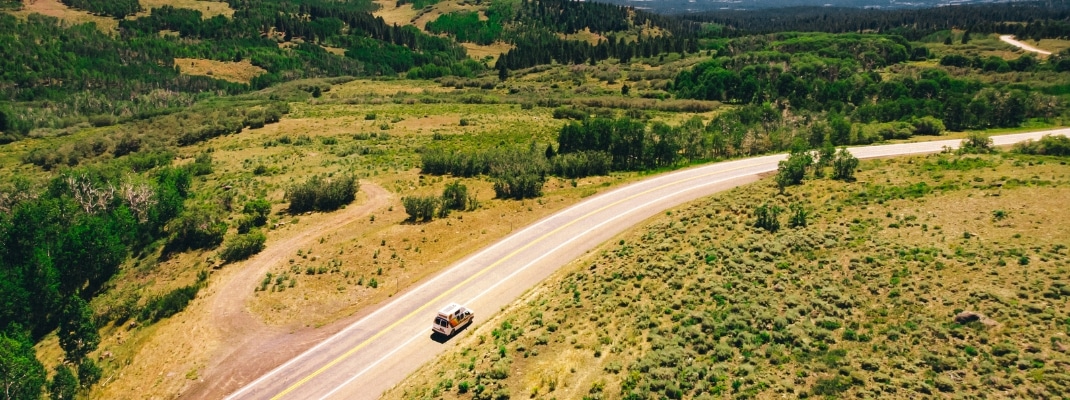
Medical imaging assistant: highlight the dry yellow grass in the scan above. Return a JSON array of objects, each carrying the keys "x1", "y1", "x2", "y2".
[
  {"x1": 461, "y1": 41, "x2": 513, "y2": 64},
  {"x1": 135, "y1": 0, "x2": 233, "y2": 18},
  {"x1": 1035, "y1": 38, "x2": 1070, "y2": 54},
  {"x1": 385, "y1": 152, "x2": 1070, "y2": 399},
  {"x1": 559, "y1": 28, "x2": 607, "y2": 45},
  {"x1": 175, "y1": 57, "x2": 267, "y2": 84},
  {"x1": 14, "y1": 0, "x2": 118, "y2": 32},
  {"x1": 373, "y1": 0, "x2": 421, "y2": 27}
]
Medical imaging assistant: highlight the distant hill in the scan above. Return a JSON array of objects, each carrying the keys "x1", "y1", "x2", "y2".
[{"x1": 595, "y1": 0, "x2": 1035, "y2": 14}]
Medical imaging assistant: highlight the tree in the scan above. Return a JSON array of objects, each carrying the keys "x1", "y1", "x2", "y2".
[
  {"x1": 828, "y1": 113, "x2": 852, "y2": 146},
  {"x1": 775, "y1": 149, "x2": 813, "y2": 192},
  {"x1": 49, "y1": 365, "x2": 77, "y2": 400},
  {"x1": 440, "y1": 181, "x2": 469, "y2": 215},
  {"x1": 497, "y1": 63, "x2": 508, "y2": 82},
  {"x1": 621, "y1": 83, "x2": 630, "y2": 96},
  {"x1": 76, "y1": 359, "x2": 100, "y2": 395},
  {"x1": 0, "y1": 108, "x2": 8, "y2": 132},
  {"x1": 0, "y1": 328, "x2": 46, "y2": 400},
  {"x1": 57, "y1": 296, "x2": 99, "y2": 364},
  {"x1": 831, "y1": 148, "x2": 859, "y2": 181},
  {"x1": 753, "y1": 204, "x2": 782, "y2": 232},
  {"x1": 789, "y1": 203, "x2": 808, "y2": 228}
]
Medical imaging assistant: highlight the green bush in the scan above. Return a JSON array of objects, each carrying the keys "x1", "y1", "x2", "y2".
[
  {"x1": 1013, "y1": 134, "x2": 1070, "y2": 156},
  {"x1": 220, "y1": 230, "x2": 267, "y2": 263},
  {"x1": 775, "y1": 149, "x2": 812, "y2": 191},
  {"x1": 167, "y1": 206, "x2": 227, "y2": 251},
  {"x1": 139, "y1": 283, "x2": 202, "y2": 323},
  {"x1": 754, "y1": 204, "x2": 782, "y2": 232},
  {"x1": 958, "y1": 133, "x2": 994, "y2": 154},
  {"x1": 402, "y1": 195, "x2": 440, "y2": 222},
  {"x1": 441, "y1": 181, "x2": 470, "y2": 215},
  {"x1": 789, "y1": 203, "x2": 808, "y2": 228},
  {"x1": 286, "y1": 175, "x2": 359, "y2": 213},
  {"x1": 911, "y1": 116, "x2": 946, "y2": 136},
  {"x1": 832, "y1": 148, "x2": 859, "y2": 181},
  {"x1": 243, "y1": 198, "x2": 272, "y2": 227},
  {"x1": 186, "y1": 152, "x2": 213, "y2": 176},
  {"x1": 551, "y1": 151, "x2": 612, "y2": 178},
  {"x1": 812, "y1": 376, "x2": 854, "y2": 396}
]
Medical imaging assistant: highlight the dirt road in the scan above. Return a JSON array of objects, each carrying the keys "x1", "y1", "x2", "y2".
[
  {"x1": 1000, "y1": 35, "x2": 1053, "y2": 56},
  {"x1": 182, "y1": 182, "x2": 392, "y2": 399}
]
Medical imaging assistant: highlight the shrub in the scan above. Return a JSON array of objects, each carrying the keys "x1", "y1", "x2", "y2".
[
  {"x1": 831, "y1": 148, "x2": 859, "y2": 181},
  {"x1": 220, "y1": 230, "x2": 267, "y2": 263},
  {"x1": 551, "y1": 151, "x2": 612, "y2": 178},
  {"x1": 286, "y1": 175, "x2": 359, "y2": 213},
  {"x1": 403, "y1": 195, "x2": 440, "y2": 222},
  {"x1": 243, "y1": 198, "x2": 272, "y2": 227},
  {"x1": 1013, "y1": 134, "x2": 1070, "y2": 156},
  {"x1": 958, "y1": 133, "x2": 994, "y2": 154},
  {"x1": 789, "y1": 203, "x2": 808, "y2": 228},
  {"x1": 441, "y1": 181, "x2": 470, "y2": 215},
  {"x1": 552, "y1": 107, "x2": 588, "y2": 120},
  {"x1": 912, "y1": 116, "x2": 946, "y2": 136},
  {"x1": 492, "y1": 173, "x2": 545, "y2": 200},
  {"x1": 775, "y1": 149, "x2": 812, "y2": 191},
  {"x1": 754, "y1": 204, "x2": 782, "y2": 232},
  {"x1": 167, "y1": 206, "x2": 227, "y2": 251},
  {"x1": 186, "y1": 152, "x2": 213, "y2": 176},
  {"x1": 812, "y1": 376, "x2": 854, "y2": 396},
  {"x1": 139, "y1": 279, "x2": 204, "y2": 323}
]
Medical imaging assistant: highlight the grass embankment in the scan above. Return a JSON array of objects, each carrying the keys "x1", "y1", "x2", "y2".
[{"x1": 387, "y1": 150, "x2": 1070, "y2": 399}]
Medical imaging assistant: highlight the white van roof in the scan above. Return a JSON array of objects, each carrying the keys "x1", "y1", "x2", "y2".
[{"x1": 438, "y1": 303, "x2": 464, "y2": 315}]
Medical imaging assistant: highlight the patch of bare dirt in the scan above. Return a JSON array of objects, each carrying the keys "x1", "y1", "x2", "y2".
[{"x1": 183, "y1": 183, "x2": 393, "y2": 399}]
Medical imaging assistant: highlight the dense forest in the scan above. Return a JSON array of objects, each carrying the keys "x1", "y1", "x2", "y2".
[
  {"x1": 683, "y1": 0, "x2": 1070, "y2": 40},
  {"x1": 672, "y1": 33, "x2": 1061, "y2": 133},
  {"x1": 0, "y1": 0, "x2": 473, "y2": 141},
  {"x1": 491, "y1": 0, "x2": 703, "y2": 71}
]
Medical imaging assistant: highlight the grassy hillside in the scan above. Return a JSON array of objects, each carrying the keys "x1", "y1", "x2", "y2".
[{"x1": 386, "y1": 148, "x2": 1070, "y2": 399}]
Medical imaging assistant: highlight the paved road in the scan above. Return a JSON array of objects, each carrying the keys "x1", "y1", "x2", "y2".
[
  {"x1": 1000, "y1": 35, "x2": 1052, "y2": 56},
  {"x1": 225, "y1": 129, "x2": 1068, "y2": 400}
]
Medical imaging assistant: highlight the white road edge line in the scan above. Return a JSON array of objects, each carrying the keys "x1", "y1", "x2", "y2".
[
  {"x1": 229, "y1": 129, "x2": 1068, "y2": 399},
  {"x1": 317, "y1": 332, "x2": 425, "y2": 400},
  {"x1": 318, "y1": 170, "x2": 766, "y2": 399}
]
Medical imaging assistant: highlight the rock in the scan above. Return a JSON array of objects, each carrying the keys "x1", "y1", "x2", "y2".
[
  {"x1": 954, "y1": 311, "x2": 984, "y2": 324},
  {"x1": 954, "y1": 311, "x2": 999, "y2": 327}
]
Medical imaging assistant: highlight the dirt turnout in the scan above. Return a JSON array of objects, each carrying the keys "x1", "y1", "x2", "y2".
[{"x1": 181, "y1": 183, "x2": 392, "y2": 399}]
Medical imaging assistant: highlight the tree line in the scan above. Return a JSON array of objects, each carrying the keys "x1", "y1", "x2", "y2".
[
  {"x1": 0, "y1": 0, "x2": 476, "y2": 141},
  {"x1": 672, "y1": 33, "x2": 1062, "y2": 133},
  {"x1": 683, "y1": 1, "x2": 1070, "y2": 41}
]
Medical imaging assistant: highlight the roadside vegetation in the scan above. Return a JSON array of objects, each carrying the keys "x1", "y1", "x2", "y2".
[
  {"x1": 386, "y1": 143, "x2": 1070, "y2": 399},
  {"x1": 1, "y1": 0, "x2": 1070, "y2": 398}
]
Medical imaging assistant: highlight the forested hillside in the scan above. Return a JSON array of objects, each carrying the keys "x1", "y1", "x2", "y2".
[
  {"x1": 2, "y1": 0, "x2": 1070, "y2": 398},
  {"x1": 684, "y1": 0, "x2": 1070, "y2": 40},
  {"x1": 0, "y1": 0, "x2": 472, "y2": 141}
]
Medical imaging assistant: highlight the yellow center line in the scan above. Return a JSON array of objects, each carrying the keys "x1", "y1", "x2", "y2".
[{"x1": 270, "y1": 161, "x2": 763, "y2": 399}]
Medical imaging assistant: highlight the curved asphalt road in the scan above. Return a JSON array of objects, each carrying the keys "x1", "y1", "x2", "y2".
[{"x1": 225, "y1": 129, "x2": 1068, "y2": 400}]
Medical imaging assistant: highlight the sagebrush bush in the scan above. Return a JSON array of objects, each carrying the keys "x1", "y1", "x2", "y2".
[
  {"x1": 402, "y1": 195, "x2": 440, "y2": 222},
  {"x1": 220, "y1": 230, "x2": 267, "y2": 263},
  {"x1": 286, "y1": 175, "x2": 358, "y2": 213}
]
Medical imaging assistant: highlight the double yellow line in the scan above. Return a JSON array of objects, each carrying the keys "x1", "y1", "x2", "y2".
[{"x1": 270, "y1": 161, "x2": 762, "y2": 399}]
